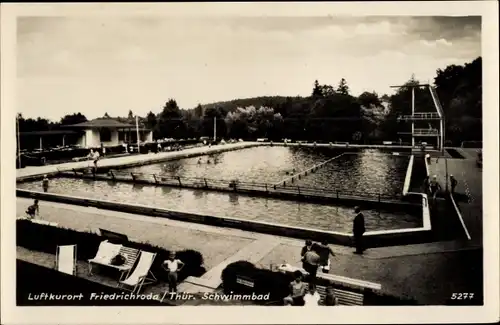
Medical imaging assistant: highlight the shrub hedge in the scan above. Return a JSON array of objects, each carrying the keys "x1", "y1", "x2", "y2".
[
  {"x1": 221, "y1": 261, "x2": 419, "y2": 306},
  {"x1": 16, "y1": 219, "x2": 206, "y2": 282}
]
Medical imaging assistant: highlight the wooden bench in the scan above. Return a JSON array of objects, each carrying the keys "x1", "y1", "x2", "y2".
[{"x1": 308, "y1": 284, "x2": 364, "y2": 306}]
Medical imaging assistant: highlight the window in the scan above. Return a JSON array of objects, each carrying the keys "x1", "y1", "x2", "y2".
[
  {"x1": 118, "y1": 131, "x2": 125, "y2": 142},
  {"x1": 99, "y1": 128, "x2": 112, "y2": 142}
]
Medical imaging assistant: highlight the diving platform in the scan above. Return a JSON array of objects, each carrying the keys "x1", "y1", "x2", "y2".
[
  {"x1": 399, "y1": 128, "x2": 440, "y2": 136},
  {"x1": 398, "y1": 112, "x2": 441, "y2": 121}
]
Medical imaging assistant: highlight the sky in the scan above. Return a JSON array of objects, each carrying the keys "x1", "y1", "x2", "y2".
[{"x1": 17, "y1": 15, "x2": 481, "y2": 121}]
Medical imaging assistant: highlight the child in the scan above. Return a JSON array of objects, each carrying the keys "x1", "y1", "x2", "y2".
[
  {"x1": 162, "y1": 252, "x2": 185, "y2": 293},
  {"x1": 324, "y1": 285, "x2": 339, "y2": 306},
  {"x1": 25, "y1": 199, "x2": 39, "y2": 219},
  {"x1": 283, "y1": 271, "x2": 307, "y2": 306},
  {"x1": 303, "y1": 284, "x2": 321, "y2": 306},
  {"x1": 42, "y1": 175, "x2": 49, "y2": 192}
]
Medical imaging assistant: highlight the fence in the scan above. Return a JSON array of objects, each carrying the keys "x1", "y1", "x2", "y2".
[{"x1": 63, "y1": 169, "x2": 403, "y2": 205}]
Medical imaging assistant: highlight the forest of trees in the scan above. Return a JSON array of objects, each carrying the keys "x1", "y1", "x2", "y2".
[{"x1": 17, "y1": 57, "x2": 482, "y2": 146}]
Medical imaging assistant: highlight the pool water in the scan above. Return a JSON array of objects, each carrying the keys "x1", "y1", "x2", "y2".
[
  {"x1": 123, "y1": 146, "x2": 409, "y2": 197},
  {"x1": 18, "y1": 178, "x2": 422, "y2": 233}
]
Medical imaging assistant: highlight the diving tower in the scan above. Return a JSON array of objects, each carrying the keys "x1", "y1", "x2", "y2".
[{"x1": 391, "y1": 83, "x2": 445, "y2": 151}]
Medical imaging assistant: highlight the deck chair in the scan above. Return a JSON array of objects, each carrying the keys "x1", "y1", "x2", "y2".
[
  {"x1": 118, "y1": 251, "x2": 157, "y2": 294},
  {"x1": 88, "y1": 240, "x2": 123, "y2": 275},
  {"x1": 56, "y1": 245, "x2": 77, "y2": 275}
]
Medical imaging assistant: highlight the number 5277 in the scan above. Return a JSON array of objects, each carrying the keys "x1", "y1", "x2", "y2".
[{"x1": 451, "y1": 293, "x2": 474, "y2": 300}]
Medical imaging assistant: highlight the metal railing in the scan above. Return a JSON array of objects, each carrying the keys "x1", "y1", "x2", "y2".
[
  {"x1": 398, "y1": 112, "x2": 441, "y2": 121},
  {"x1": 65, "y1": 169, "x2": 403, "y2": 203},
  {"x1": 413, "y1": 128, "x2": 439, "y2": 136}
]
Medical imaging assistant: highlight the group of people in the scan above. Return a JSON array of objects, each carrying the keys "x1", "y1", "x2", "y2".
[
  {"x1": 283, "y1": 240, "x2": 340, "y2": 307},
  {"x1": 423, "y1": 174, "x2": 458, "y2": 203},
  {"x1": 283, "y1": 271, "x2": 338, "y2": 306},
  {"x1": 197, "y1": 157, "x2": 219, "y2": 165},
  {"x1": 283, "y1": 206, "x2": 367, "y2": 306}
]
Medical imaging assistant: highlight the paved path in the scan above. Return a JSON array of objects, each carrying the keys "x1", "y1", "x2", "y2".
[
  {"x1": 16, "y1": 198, "x2": 482, "y2": 304},
  {"x1": 16, "y1": 142, "x2": 260, "y2": 180},
  {"x1": 428, "y1": 156, "x2": 483, "y2": 243}
]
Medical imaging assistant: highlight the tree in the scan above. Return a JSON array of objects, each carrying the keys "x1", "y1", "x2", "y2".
[
  {"x1": 194, "y1": 104, "x2": 204, "y2": 118},
  {"x1": 202, "y1": 107, "x2": 227, "y2": 139},
  {"x1": 128, "y1": 110, "x2": 134, "y2": 120},
  {"x1": 434, "y1": 56, "x2": 482, "y2": 144},
  {"x1": 156, "y1": 99, "x2": 186, "y2": 139},
  {"x1": 144, "y1": 111, "x2": 158, "y2": 137},
  {"x1": 312, "y1": 80, "x2": 322, "y2": 97},
  {"x1": 103, "y1": 112, "x2": 110, "y2": 118},
  {"x1": 337, "y1": 78, "x2": 350, "y2": 95},
  {"x1": 358, "y1": 92, "x2": 382, "y2": 109},
  {"x1": 60, "y1": 113, "x2": 87, "y2": 125}
]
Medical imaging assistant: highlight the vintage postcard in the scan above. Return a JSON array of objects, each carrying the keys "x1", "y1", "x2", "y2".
[{"x1": 1, "y1": 2, "x2": 498, "y2": 324}]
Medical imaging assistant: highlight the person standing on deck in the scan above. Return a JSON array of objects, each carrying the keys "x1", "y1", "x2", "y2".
[
  {"x1": 353, "y1": 206, "x2": 366, "y2": 255},
  {"x1": 429, "y1": 175, "x2": 442, "y2": 202},
  {"x1": 42, "y1": 175, "x2": 49, "y2": 193},
  {"x1": 422, "y1": 176, "x2": 430, "y2": 194},
  {"x1": 93, "y1": 150, "x2": 100, "y2": 169},
  {"x1": 449, "y1": 175, "x2": 458, "y2": 195},
  {"x1": 162, "y1": 251, "x2": 185, "y2": 294}
]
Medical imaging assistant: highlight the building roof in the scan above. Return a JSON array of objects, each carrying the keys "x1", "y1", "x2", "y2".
[{"x1": 66, "y1": 118, "x2": 136, "y2": 129}]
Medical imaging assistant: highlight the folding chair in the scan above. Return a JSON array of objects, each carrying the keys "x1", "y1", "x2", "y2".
[
  {"x1": 118, "y1": 251, "x2": 157, "y2": 294},
  {"x1": 56, "y1": 245, "x2": 77, "y2": 275},
  {"x1": 88, "y1": 240, "x2": 123, "y2": 275}
]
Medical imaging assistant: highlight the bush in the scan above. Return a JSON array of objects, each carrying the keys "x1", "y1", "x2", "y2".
[
  {"x1": 221, "y1": 261, "x2": 291, "y2": 304},
  {"x1": 16, "y1": 219, "x2": 206, "y2": 282}
]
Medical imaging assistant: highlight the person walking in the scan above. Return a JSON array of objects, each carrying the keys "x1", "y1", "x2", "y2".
[
  {"x1": 353, "y1": 206, "x2": 366, "y2": 255},
  {"x1": 42, "y1": 175, "x2": 49, "y2": 193},
  {"x1": 162, "y1": 252, "x2": 185, "y2": 293},
  {"x1": 315, "y1": 240, "x2": 335, "y2": 273},
  {"x1": 449, "y1": 175, "x2": 458, "y2": 195},
  {"x1": 300, "y1": 240, "x2": 316, "y2": 258},
  {"x1": 25, "y1": 199, "x2": 39, "y2": 219},
  {"x1": 302, "y1": 249, "x2": 320, "y2": 285}
]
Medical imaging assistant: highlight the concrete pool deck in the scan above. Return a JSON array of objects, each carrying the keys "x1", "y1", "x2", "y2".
[
  {"x1": 16, "y1": 142, "x2": 262, "y2": 181},
  {"x1": 16, "y1": 197, "x2": 481, "y2": 304},
  {"x1": 426, "y1": 150, "x2": 483, "y2": 244}
]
